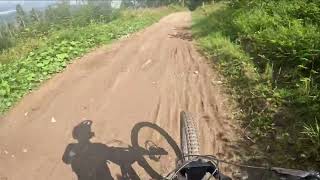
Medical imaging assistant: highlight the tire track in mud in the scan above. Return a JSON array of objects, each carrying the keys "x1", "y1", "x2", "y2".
[{"x1": 0, "y1": 12, "x2": 239, "y2": 179}]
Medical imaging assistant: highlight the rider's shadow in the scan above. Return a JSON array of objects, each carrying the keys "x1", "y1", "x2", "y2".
[{"x1": 62, "y1": 120, "x2": 179, "y2": 180}]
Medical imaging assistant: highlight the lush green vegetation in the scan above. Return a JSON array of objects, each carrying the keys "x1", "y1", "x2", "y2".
[
  {"x1": 0, "y1": 2, "x2": 180, "y2": 114},
  {"x1": 192, "y1": 1, "x2": 320, "y2": 169},
  {"x1": 0, "y1": 1, "x2": 183, "y2": 54}
]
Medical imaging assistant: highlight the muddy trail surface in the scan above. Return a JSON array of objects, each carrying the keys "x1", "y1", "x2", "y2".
[{"x1": 0, "y1": 12, "x2": 239, "y2": 180}]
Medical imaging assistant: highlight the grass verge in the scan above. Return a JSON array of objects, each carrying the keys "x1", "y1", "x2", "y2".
[{"x1": 192, "y1": 2, "x2": 319, "y2": 169}]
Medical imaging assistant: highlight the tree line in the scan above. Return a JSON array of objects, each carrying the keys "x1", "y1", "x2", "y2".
[{"x1": 1, "y1": 0, "x2": 202, "y2": 53}]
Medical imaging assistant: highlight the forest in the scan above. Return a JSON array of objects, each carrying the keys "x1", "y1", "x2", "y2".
[{"x1": 0, "y1": 0, "x2": 182, "y2": 52}]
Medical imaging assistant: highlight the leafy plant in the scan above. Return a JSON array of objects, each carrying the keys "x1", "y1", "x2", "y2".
[{"x1": 302, "y1": 118, "x2": 320, "y2": 159}]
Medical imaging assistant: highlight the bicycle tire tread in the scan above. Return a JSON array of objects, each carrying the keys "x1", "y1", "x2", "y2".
[{"x1": 180, "y1": 111, "x2": 200, "y2": 160}]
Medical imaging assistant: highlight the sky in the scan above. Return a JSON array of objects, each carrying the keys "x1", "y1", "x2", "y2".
[
  {"x1": 0, "y1": 1, "x2": 57, "y2": 12},
  {"x1": 0, "y1": 0, "x2": 122, "y2": 16}
]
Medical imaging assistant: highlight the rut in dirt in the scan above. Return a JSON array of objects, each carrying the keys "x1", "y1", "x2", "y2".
[{"x1": 0, "y1": 12, "x2": 239, "y2": 179}]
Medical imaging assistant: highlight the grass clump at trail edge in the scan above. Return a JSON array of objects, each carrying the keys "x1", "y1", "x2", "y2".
[{"x1": 192, "y1": 1, "x2": 320, "y2": 169}]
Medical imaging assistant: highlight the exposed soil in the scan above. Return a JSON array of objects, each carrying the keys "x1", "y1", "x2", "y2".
[{"x1": 0, "y1": 12, "x2": 239, "y2": 180}]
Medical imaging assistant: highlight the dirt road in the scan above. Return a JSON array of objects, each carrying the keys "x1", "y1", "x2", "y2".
[{"x1": 0, "y1": 12, "x2": 238, "y2": 179}]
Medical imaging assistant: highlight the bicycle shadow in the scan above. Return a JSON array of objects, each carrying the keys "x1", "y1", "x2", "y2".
[{"x1": 62, "y1": 120, "x2": 181, "y2": 180}]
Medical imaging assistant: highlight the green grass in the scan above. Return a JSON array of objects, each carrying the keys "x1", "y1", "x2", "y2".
[
  {"x1": 192, "y1": 1, "x2": 320, "y2": 169},
  {"x1": 0, "y1": 7, "x2": 177, "y2": 114}
]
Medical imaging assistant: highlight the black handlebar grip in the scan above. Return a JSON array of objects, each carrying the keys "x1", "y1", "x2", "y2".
[{"x1": 305, "y1": 174, "x2": 320, "y2": 180}]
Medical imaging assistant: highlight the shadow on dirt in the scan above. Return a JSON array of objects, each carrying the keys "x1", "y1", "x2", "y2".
[
  {"x1": 61, "y1": 120, "x2": 297, "y2": 180},
  {"x1": 62, "y1": 120, "x2": 181, "y2": 180}
]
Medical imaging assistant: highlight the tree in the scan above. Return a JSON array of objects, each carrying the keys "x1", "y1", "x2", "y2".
[
  {"x1": 16, "y1": 4, "x2": 26, "y2": 28},
  {"x1": 180, "y1": 0, "x2": 185, "y2": 6},
  {"x1": 30, "y1": 8, "x2": 40, "y2": 23},
  {"x1": 45, "y1": 3, "x2": 71, "y2": 25}
]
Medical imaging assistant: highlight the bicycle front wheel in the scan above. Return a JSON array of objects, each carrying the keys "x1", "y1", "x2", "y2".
[{"x1": 180, "y1": 111, "x2": 200, "y2": 161}]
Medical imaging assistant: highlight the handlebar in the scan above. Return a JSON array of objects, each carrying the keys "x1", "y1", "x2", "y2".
[
  {"x1": 272, "y1": 167, "x2": 320, "y2": 180},
  {"x1": 167, "y1": 154, "x2": 320, "y2": 180}
]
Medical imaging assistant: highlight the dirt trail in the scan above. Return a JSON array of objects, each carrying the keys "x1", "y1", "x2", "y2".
[{"x1": 0, "y1": 12, "x2": 238, "y2": 180}]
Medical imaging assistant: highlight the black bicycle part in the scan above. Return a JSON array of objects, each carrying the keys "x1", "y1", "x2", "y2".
[
  {"x1": 178, "y1": 112, "x2": 231, "y2": 180},
  {"x1": 180, "y1": 111, "x2": 200, "y2": 160}
]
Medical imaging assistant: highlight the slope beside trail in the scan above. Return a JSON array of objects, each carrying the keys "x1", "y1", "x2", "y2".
[{"x1": 0, "y1": 12, "x2": 239, "y2": 180}]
